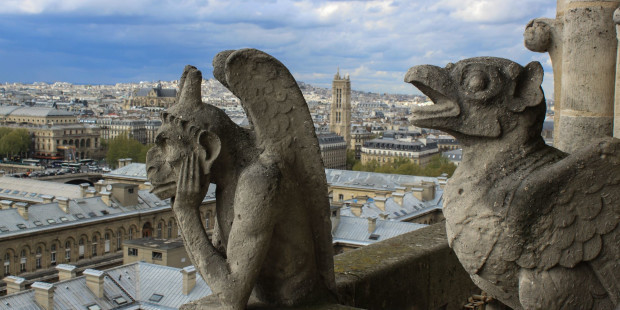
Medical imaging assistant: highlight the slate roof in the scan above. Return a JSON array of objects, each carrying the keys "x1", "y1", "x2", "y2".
[
  {"x1": 0, "y1": 177, "x2": 83, "y2": 200},
  {"x1": 325, "y1": 169, "x2": 439, "y2": 192},
  {"x1": 134, "y1": 88, "x2": 177, "y2": 98},
  {"x1": 0, "y1": 106, "x2": 74, "y2": 118},
  {"x1": 332, "y1": 215, "x2": 426, "y2": 246},
  {"x1": 339, "y1": 191, "x2": 443, "y2": 221},
  {"x1": 0, "y1": 262, "x2": 211, "y2": 310}
]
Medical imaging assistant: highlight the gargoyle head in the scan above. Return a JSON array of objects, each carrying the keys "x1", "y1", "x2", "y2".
[
  {"x1": 405, "y1": 57, "x2": 545, "y2": 140},
  {"x1": 146, "y1": 66, "x2": 221, "y2": 199}
]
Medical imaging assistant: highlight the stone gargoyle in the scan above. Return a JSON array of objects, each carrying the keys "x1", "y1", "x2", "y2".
[
  {"x1": 405, "y1": 57, "x2": 620, "y2": 310},
  {"x1": 146, "y1": 49, "x2": 337, "y2": 309}
]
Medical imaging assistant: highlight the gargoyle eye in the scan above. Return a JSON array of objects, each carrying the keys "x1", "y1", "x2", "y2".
[{"x1": 463, "y1": 70, "x2": 488, "y2": 93}]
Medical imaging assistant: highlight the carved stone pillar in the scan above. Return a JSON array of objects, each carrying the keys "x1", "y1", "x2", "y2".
[
  {"x1": 525, "y1": 0, "x2": 619, "y2": 153},
  {"x1": 614, "y1": 7, "x2": 620, "y2": 137}
]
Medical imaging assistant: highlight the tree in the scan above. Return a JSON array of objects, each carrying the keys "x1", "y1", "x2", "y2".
[
  {"x1": 105, "y1": 133, "x2": 153, "y2": 168},
  {"x1": 0, "y1": 128, "x2": 31, "y2": 159},
  {"x1": 352, "y1": 154, "x2": 457, "y2": 177},
  {"x1": 346, "y1": 149, "x2": 358, "y2": 170}
]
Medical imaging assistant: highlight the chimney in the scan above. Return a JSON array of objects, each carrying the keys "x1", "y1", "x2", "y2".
[
  {"x1": 41, "y1": 195, "x2": 54, "y2": 204},
  {"x1": 15, "y1": 202, "x2": 29, "y2": 220},
  {"x1": 421, "y1": 181, "x2": 436, "y2": 201},
  {"x1": 56, "y1": 264, "x2": 77, "y2": 281},
  {"x1": 111, "y1": 184, "x2": 138, "y2": 207},
  {"x1": 395, "y1": 186, "x2": 406, "y2": 195},
  {"x1": 84, "y1": 269, "x2": 105, "y2": 298},
  {"x1": 0, "y1": 200, "x2": 13, "y2": 210},
  {"x1": 94, "y1": 180, "x2": 105, "y2": 193},
  {"x1": 181, "y1": 266, "x2": 197, "y2": 295},
  {"x1": 80, "y1": 183, "x2": 89, "y2": 198},
  {"x1": 379, "y1": 213, "x2": 389, "y2": 220},
  {"x1": 56, "y1": 197, "x2": 70, "y2": 213},
  {"x1": 143, "y1": 182, "x2": 152, "y2": 191},
  {"x1": 374, "y1": 197, "x2": 386, "y2": 212},
  {"x1": 32, "y1": 282, "x2": 55, "y2": 310},
  {"x1": 350, "y1": 203, "x2": 363, "y2": 217},
  {"x1": 100, "y1": 191, "x2": 112, "y2": 206},
  {"x1": 330, "y1": 205, "x2": 342, "y2": 233},
  {"x1": 117, "y1": 158, "x2": 126, "y2": 168},
  {"x1": 367, "y1": 217, "x2": 377, "y2": 233},
  {"x1": 4, "y1": 276, "x2": 26, "y2": 294},
  {"x1": 392, "y1": 192, "x2": 404, "y2": 206},
  {"x1": 85, "y1": 189, "x2": 96, "y2": 198},
  {"x1": 412, "y1": 187, "x2": 424, "y2": 201}
]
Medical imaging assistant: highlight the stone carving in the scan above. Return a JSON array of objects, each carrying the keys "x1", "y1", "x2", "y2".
[
  {"x1": 146, "y1": 49, "x2": 336, "y2": 309},
  {"x1": 405, "y1": 57, "x2": 620, "y2": 309}
]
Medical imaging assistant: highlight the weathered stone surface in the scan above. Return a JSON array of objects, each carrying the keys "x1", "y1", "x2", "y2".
[
  {"x1": 525, "y1": 0, "x2": 620, "y2": 153},
  {"x1": 147, "y1": 48, "x2": 336, "y2": 309},
  {"x1": 406, "y1": 57, "x2": 620, "y2": 309},
  {"x1": 334, "y1": 222, "x2": 479, "y2": 310}
]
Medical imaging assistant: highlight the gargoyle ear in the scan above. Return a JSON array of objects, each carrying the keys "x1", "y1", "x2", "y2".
[
  {"x1": 196, "y1": 130, "x2": 221, "y2": 174},
  {"x1": 509, "y1": 61, "x2": 544, "y2": 112}
]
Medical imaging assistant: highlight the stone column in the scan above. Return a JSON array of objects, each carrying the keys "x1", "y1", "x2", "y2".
[
  {"x1": 614, "y1": 7, "x2": 620, "y2": 137},
  {"x1": 525, "y1": 0, "x2": 619, "y2": 153}
]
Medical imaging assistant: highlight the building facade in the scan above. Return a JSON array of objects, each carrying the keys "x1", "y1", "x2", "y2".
[
  {"x1": 126, "y1": 83, "x2": 177, "y2": 108},
  {"x1": 317, "y1": 133, "x2": 347, "y2": 170},
  {"x1": 329, "y1": 70, "x2": 351, "y2": 147},
  {"x1": 97, "y1": 119, "x2": 161, "y2": 144},
  {"x1": 360, "y1": 138, "x2": 439, "y2": 166},
  {"x1": 350, "y1": 126, "x2": 373, "y2": 160}
]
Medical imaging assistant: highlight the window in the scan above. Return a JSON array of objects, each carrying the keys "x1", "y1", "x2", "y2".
[
  {"x1": 50, "y1": 245, "x2": 57, "y2": 265},
  {"x1": 65, "y1": 241, "x2": 71, "y2": 261},
  {"x1": 149, "y1": 294, "x2": 163, "y2": 302},
  {"x1": 35, "y1": 247, "x2": 42, "y2": 269},
  {"x1": 156, "y1": 223, "x2": 162, "y2": 238},
  {"x1": 79, "y1": 238, "x2": 85, "y2": 259},
  {"x1": 104, "y1": 233, "x2": 110, "y2": 253},
  {"x1": 117, "y1": 231, "x2": 122, "y2": 251},
  {"x1": 20, "y1": 250, "x2": 26, "y2": 272},
  {"x1": 338, "y1": 194, "x2": 344, "y2": 201},
  {"x1": 4, "y1": 253, "x2": 9, "y2": 275},
  {"x1": 128, "y1": 248, "x2": 138, "y2": 256},
  {"x1": 86, "y1": 304, "x2": 102, "y2": 310},
  {"x1": 128, "y1": 228, "x2": 133, "y2": 240},
  {"x1": 92, "y1": 236, "x2": 98, "y2": 257},
  {"x1": 152, "y1": 251, "x2": 162, "y2": 261},
  {"x1": 113, "y1": 297, "x2": 128, "y2": 305},
  {"x1": 167, "y1": 221, "x2": 172, "y2": 238}
]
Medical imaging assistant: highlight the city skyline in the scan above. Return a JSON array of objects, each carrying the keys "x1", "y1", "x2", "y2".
[{"x1": 0, "y1": 1, "x2": 555, "y2": 95}]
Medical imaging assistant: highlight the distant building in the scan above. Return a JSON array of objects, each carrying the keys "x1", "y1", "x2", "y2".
[
  {"x1": 427, "y1": 134, "x2": 459, "y2": 152},
  {"x1": 0, "y1": 262, "x2": 211, "y2": 309},
  {"x1": 317, "y1": 133, "x2": 347, "y2": 170},
  {"x1": 442, "y1": 149, "x2": 462, "y2": 166},
  {"x1": 360, "y1": 138, "x2": 439, "y2": 166},
  {"x1": 329, "y1": 70, "x2": 351, "y2": 147},
  {"x1": 350, "y1": 126, "x2": 373, "y2": 160},
  {"x1": 97, "y1": 119, "x2": 161, "y2": 144},
  {"x1": 126, "y1": 83, "x2": 177, "y2": 109},
  {"x1": 0, "y1": 106, "x2": 103, "y2": 160},
  {"x1": 123, "y1": 238, "x2": 191, "y2": 268}
]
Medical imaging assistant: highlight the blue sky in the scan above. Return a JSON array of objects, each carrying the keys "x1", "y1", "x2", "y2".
[{"x1": 0, "y1": 0, "x2": 555, "y2": 95}]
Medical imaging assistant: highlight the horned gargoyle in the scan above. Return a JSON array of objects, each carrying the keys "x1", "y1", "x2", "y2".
[
  {"x1": 405, "y1": 57, "x2": 620, "y2": 310},
  {"x1": 146, "y1": 49, "x2": 336, "y2": 309}
]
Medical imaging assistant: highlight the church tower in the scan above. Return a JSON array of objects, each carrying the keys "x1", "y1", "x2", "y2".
[{"x1": 330, "y1": 68, "x2": 351, "y2": 148}]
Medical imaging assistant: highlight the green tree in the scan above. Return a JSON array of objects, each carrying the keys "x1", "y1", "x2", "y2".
[
  {"x1": 346, "y1": 149, "x2": 358, "y2": 170},
  {"x1": 105, "y1": 133, "x2": 152, "y2": 168},
  {"x1": 0, "y1": 128, "x2": 31, "y2": 159},
  {"x1": 352, "y1": 154, "x2": 457, "y2": 177}
]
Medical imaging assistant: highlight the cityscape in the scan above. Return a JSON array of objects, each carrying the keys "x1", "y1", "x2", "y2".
[{"x1": 3, "y1": 1, "x2": 612, "y2": 310}]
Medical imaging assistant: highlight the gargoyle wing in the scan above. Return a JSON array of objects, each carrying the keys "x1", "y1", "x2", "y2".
[
  {"x1": 212, "y1": 48, "x2": 336, "y2": 294},
  {"x1": 513, "y1": 137, "x2": 620, "y2": 302}
]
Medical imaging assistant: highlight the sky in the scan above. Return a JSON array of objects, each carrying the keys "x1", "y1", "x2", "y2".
[{"x1": 0, "y1": 0, "x2": 556, "y2": 95}]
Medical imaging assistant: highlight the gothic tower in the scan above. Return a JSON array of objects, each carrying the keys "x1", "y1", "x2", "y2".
[{"x1": 330, "y1": 68, "x2": 351, "y2": 148}]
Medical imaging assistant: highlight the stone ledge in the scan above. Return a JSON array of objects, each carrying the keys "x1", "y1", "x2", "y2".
[{"x1": 334, "y1": 222, "x2": 479, "y2": 310}]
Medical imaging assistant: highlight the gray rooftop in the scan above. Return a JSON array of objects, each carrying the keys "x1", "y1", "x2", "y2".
[
  {"x1": 332, "y1": 215, "x2": 427, "y2": 246},
  {"x1": 0, "y1": 262, "x2": 211, "y2": 310},
  {"x1": 0, "y1": 177, "x2": 83, "y2": 201},
  {"x1": 0, "y1": 106, "x2": 74, "y2": 118},
  {"x1": 325, "y1": 169, "x2": 439, "y2": 191}
]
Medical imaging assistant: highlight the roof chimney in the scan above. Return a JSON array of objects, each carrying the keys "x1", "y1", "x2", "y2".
[
  {"x1": 143, "y1": 181, "x2": 152, "y2": 191},
  {"x1": 85, "y1": 189, "x2": 96, "y2": 198},
  {"x1": 374, "y1": 197, "x2": 386, "y2": 212},
  {"x1": 41, "y1": 195, "x2": 54, "y2": 204},
  {"x1": 80, "y1": 183, "x2": 89, "y2": 198},
  {"x1": 94, "y1": 180, "x2": 105, "y2": 193},
  {"x1": 181, "y1": 266, "x2": 197, "y2": 295},
  {"x1": 395, "y1": 186, "x2": 406, "y2": 194},
  {"x1": 84, "y1": 269, "x2": 105, "y2": 298},
  {"x1": 15, "y1": 202, "x2": 29, "y2": 220},
  {"x1": 32, "y1": 282, "x2": 55, "y2": 310},
  {"x1": 392, "y1": 192, "x2": 404, "y2": 206},
  {"x1": 4, "y1": 276, "x2": 26, "y2": 294},
  {"x1": 56, "y1": 264, "x2": 77, "y2": 281},
  {"x1": 56, "y1": 197, "x2": 70, "y2": 213},
  {"x1": 0, "y1": 200, "x2": 13, "y2": 210},
  {"x1": 367, "y1": 217, "x2": 377, "y2": 233},
  {"x1": 100, "y1": 191, "x2": 112, "y2": 207},
  {"x1": 350, "y1": 203, "x2": 363, "y2": 217}
]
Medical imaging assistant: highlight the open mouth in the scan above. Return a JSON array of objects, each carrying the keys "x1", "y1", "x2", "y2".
[{"x1": 404, "y1": 65, "x2": 460, "y2": 122}]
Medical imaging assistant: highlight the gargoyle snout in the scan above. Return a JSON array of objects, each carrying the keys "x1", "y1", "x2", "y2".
[{"x1": 404, "y1": 65, "x2": 455, "y2": 103}]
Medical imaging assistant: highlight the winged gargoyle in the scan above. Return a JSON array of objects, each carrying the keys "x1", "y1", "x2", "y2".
[
  {"x1": 405, "y1": 57, "x2": 620, "y2": 310},
  {"x1": 146, "y1": 49, "x2": 336, "y2": 309}
]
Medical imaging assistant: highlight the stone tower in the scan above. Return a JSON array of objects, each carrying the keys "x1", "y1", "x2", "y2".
[{"x1": 330, "y1": 69, "x2": 351, "y2": 147}]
